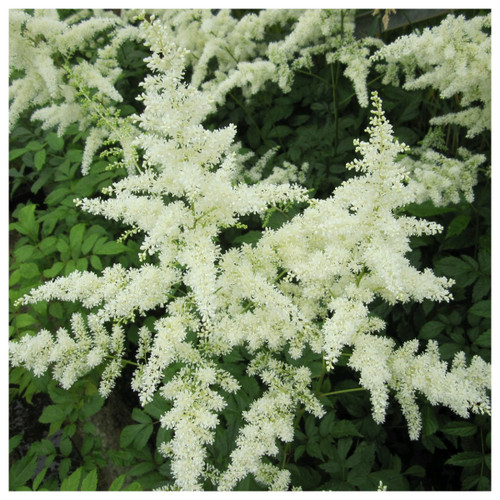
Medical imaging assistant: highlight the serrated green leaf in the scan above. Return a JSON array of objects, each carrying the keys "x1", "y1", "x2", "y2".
[
  {"x1": 15, "y1": 313, "x2": 38, "y2": 329},
  {"x1": 128, "y1": 461, "x2": 156, "y2": 477},
  {"x1": 60, "y1": 467, "x2": 82, "y2": 491},
  {"x1": 472, "y1": 276, "x2": 490, "y2": 302},
  {"x1": 47, "y1": 132, "x2": 64, "y2": 151},
  {"x1": 9, "y1": 454, "x2": 37, "y2": 489},
  {"x1": 32, "y1": 467, "x2": 48, "y2": 491},
  {"x1": 94, "y1": 240, "x2": 127, "y2": 255},
  {"x1": 81, "y1": 469, "x2": 98, "y2": 491},
  {"x1": 67, "y1": 149, "x2": 83, "y2": 163},
  {"x1": 403, "y1": 464, "x2": 425, "y2": 477},
  {"x1": 59, "y1": 437, "x2": 72, "y2": 457},
  {"x1": 43, "y1": 261, "x2": 65, "y2": 278},
  {"x1": 419, "y1": 321, "x2": 446, "y2": 340},
  {"x1": 109, "y1": 473, "x2": 127, "y2": 491},
  {"x1": 123, "y1": 481, "x2": 142, "y2": 491},
  {"x1": 469, "y1": 300, "x2": 490, "y2": 318},
  {"x1": 39, "y1": 404, "x2": 66, "y2": 424},
  {"x1": 441, "y1": 421, "x2": 477, "y2": 437},
  {"x1": 9, "y1": 434, "x2": 23, "y2": 453},
  {"x1": 434, "y1": 256, "x2": 478, "y2": 287},
  {"x1": 331, "y1": 420, "x2": 363, "y2": 438},
  {"x1": 90, "y1": 254, "x2": 102, "y2": 270},
  {"x1": 19, "y1": 262, "x2": 40, "y2": 279},
  {"x1": 422, "y1": 405, "x2": 439, "y2": 436},
  {"x1": 446, "y1": 215, "x2": 471, "y2": 239},
  {"x1": 10, "y1": 148, "x2": 27, "y2": 161},
  {"x1": 475, "y1": 330, "x2": 491, "y2": 348},
  {"x1": 69, "y1": 223, "x2": 86, "y2": 256},
  {"x1": 446, "y1": 451, "x2": 482, "y2": 467},
  {"x1": 14, "y1": 244, "x2": 35, "y2": 261},
  {"x1": 34, "y1": 149, "x2": 46, "y2": 170},
  {"x1": 81, "y1": 232, "x2": 100, "y2": 255},
  {"x1": 80, "y1": 394, "x2": 104, "y2": 420},
  {"x1": 132, "y1": 408, "x2": 152, "y2": 424}
]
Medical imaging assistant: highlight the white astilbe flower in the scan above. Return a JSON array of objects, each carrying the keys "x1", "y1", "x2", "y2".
[
  {"x1": 9, "y1": 313, "x2": 125, "y2": 395},
  {"x1": 388, "y1": 340, "x2": 491, "y2": 439},
  {"x1": 158, "y1": 363, "x2": 239, "y2": 490},
  {"x1": 218, "y1": 355, "x2": 323, "y2": 490},
  {"x1": 9, "y1": 10, "x2": 142, "y2": 173},
  {"x1": 150, "y1": 9, "x2": 381, "y2": 107},
  {"x1": 372, "y1": 13, "x2": 491, "y2": 138},
  {"x1": 401, "y1": 147, "x2": 486, "y2": 206},
  {"x1": 9, "y1": 9, "x2": 119, "y2": 130}
]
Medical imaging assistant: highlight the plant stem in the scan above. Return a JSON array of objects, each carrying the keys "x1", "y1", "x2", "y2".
[{"x1": 319, "y1": 387, "x2": 366, "y2": 398}]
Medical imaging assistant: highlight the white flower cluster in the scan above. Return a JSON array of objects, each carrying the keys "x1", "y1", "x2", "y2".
[
  {"x1": 148, "y1": 9, "x2": 381, "y2": 107},
  {"x1": 218, "y1": 354, "x2": 324, "y2": 491},
  {"x1": 402, "y1": 147, "x2": 486, "y2": 206},
  {"x1": 9, "y1": 9, "x2": 141, "y2": 174},
  {"x1": 10, "y1": 10, "x2": 491, "y2": 491},
  {"x1": 9, "y1": 312, "x2": 125, "y2": 396},
  {"x1": 372, "y1": 13, "x2": 491, "y2": 138}
]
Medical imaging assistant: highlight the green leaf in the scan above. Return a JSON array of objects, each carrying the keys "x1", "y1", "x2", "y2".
[
  {"x1": 59, "y1": 437, "x2": 72, "y2": 457},
  {"x1": 446, "y1": 215, "x2": 471, "y2": 239},
  {"x1": 43, "y1": 261, "x2": 65, "y2": 278},
  {"x1": 14, "y1": 244, "x2": 35, "y2": 261},
  {"x1": 134, "y1": 423, "x2": 154, "y2": 449},
  {"x1": 441, "y1": 421, "x2": 477, "y2": 437},
  {"x1": 422, "y1": 405, "x2": 439, "y2": 436},
  {"x1": 434, "y1": 256, "x2": 478, "y2": 287},
  {"x1": 45, "y1": 187, "x2": 71, "y2": 206},
  {"x1": 232, "y1": 230, "x2": 262, "y2": 245},
  {"x1": 81, "y1": 435, "x2": 95, "y2": 455},
  {"x1": 15, "y1": 313, "x2": 38, "y2": 329},
  {"x1": 475, "y1": 330, "x2": 491, "y2": 348},
  {"x1": 446, "y1": 451, "x2": 483, "y2": 467},
  {"x1": 9, "y1": 454, "x2": 37, "y2": 490},
  {"x1": 90, "y1": 254, "x2": 103, "y2": 270},
  {"x1": 132, "y1": 408, "x2": 152, "y2": 424},
  {"x1": 60, "y1": 467, "x2": 82, "y2": 491},
  {"x1": 32, "y1": 467, "x2": 48, "y2": 491},
  {"x1": 10, "y1": 148, "x2": 27, "y2": 161},
  {"x1": 128, "y1": 461, "x2": 156, "y2": 477},
  {"x1": 69, "y1": 223, "x2": 86, "y2": 256},
  {"x1": 67, "y1": 148, "x2": 83, "y2": 163},
  {"x1": 81, "y1": 469, "x2": 98, "y2": 491},
  {"x1": 469, "y1": 300, "x2": 490, "y2": 318},
  {"x1": 26, "y1": 140, "x2": 44, "y2": 151},
  {"x1": 39, "y1": 404, "x2": 66, "y2": 424},
  {"x1": 80, "y1": 394, "x2": 105, "y2": 419},
  {"x1": 336, "y1": 437, "x2": 353, "y2": 461},
  {"x1": 47, "y1": 132, "x2": 64, "y2": 152},
  {"x1": 472, "y1": 276, "x2": 490, "y2": 302},
  {"x1": 9, "y1": 434, "x2": 23, "y2": 453},
  {"x1": 419, "y1": 321, "x2": 445, "y2": 340},
  {"x1": 94, "y1": 240, "x2": 127, "y2": 255},
  {"x1": 331, "y1": 420, "x2": 363, "y2": 438},
  {"x1": 14, "y1": 204, "x2": 38, "y2": 240},
  {"x1": 109, "y1": 474, "x2": 127, "y2": 491},
  {"x1": 403, "y1": 465, "x2": 425, "y2": 477},
  {"x1": 120, "y1": 425, "x2": 139, "y2": 448},
  {"x1": 81, "y1": 232, "x2": 100, "y2": 254},
  {"x1": 19, "y1": 262, "x2": 40, "y2": 279},
  {"x1": 34, "y1": 149, "x2": 46, "y2": 170}
]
